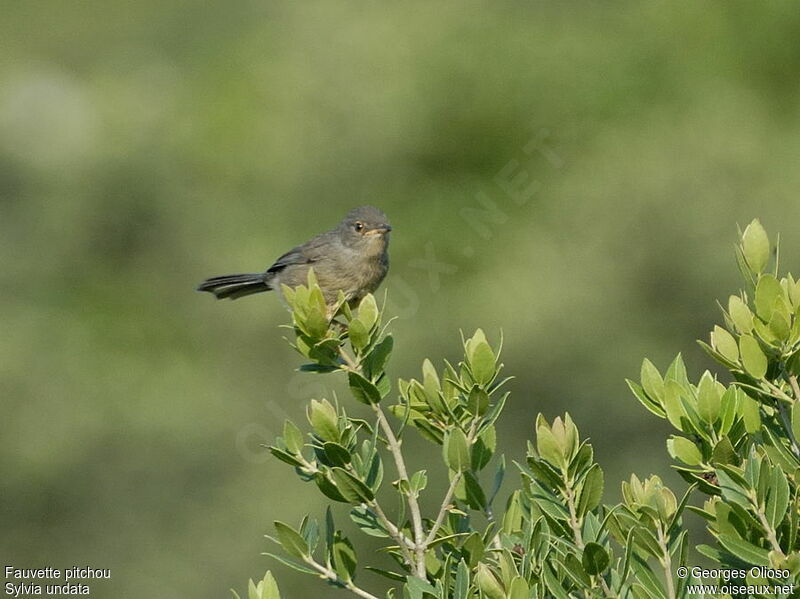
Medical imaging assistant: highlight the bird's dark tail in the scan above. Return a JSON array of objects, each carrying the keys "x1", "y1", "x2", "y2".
[{"x1": 196, "y1": 273, "x2": 272, "y2": 300}]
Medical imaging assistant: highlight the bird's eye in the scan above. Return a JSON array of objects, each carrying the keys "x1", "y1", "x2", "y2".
[{"x1": 354, "y1": 222, "x2": 364, "y2": 232}]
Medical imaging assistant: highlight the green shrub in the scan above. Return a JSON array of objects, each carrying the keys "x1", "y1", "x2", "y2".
[{"x1": 235, "y1": 220, "x2": 800, "y2": 599}]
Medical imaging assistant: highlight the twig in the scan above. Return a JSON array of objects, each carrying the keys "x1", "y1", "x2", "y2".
[
  {"x1": 338, "y1": 346, "x2": 359, "y2": 371},
  {"x1": 789, "y1": 375, "x2": 800, "y2": 402},
  {"x1": 562, "y1": 473, "x2": 584, "y2": 550},
  {"x1": 561, "y1": 469, "x2": 613, "y2": 597},
  {"x1": 754, "y1": 500, "x2": 785, "y2": 559},
  {"x1": 763, "y1": 380, "x2": 794, "y2": 404},
  {"x1": 657, "y1": 524, "x2": 676, "y2": 599},
  {"x1": 316, "y1": 458, "x2": 415, "y2": 565},
  {"x1": 424, "y1": 420, "x2": 479, "y2": 545},
  {"x1": 367, "y1": 500, "x2": 416, "y2": 565},
  {"x1": 303, "y1": 557, "x2": 380, "y2": 599},
  {"x1": 337, "y1": 342, "x2": 428, "y2": 579},
  {"x1": 424, "y1": 472, "x2": 462, "y2": 545},
  {"x1": 775, "y1": 399, "x2": 800, "y2": 458},
  {"x1": 372, "y1": 402, "x2": 427, "y2": 579}
]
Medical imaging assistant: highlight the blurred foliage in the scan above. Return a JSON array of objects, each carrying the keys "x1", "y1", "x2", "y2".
[{"x1": 2, "y1": 2, "x2": 800, "y2": 598}]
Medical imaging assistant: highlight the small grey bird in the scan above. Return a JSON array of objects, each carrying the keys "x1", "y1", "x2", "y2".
[{"x1": 197, "y1": 206, "x2": 391, "y2": 312}]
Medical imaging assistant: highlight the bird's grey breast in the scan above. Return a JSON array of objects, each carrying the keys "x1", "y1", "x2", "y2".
[{"x1": 329, "y1": 242, "x2": 388, "y2": 303}]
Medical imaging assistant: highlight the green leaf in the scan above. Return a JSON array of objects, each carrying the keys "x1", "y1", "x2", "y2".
[
  {"x1": 421, "y1": 358, "x2": 440, "y2": 395},
  {"x1": 243, "y1": 571, "x2": 281, "y2": 599},
  {"x1": 769, "y1": 309, "x2": 791, "y2": 341},
  {"x1": 474, "y1": 563, "x2": 504, "y2": 599},
  {"x1": 541, "y1": 563, "x2": 571, "y2": 599},
  {"x1": 711, "y1": 326, "x2": 740, "y2": 363},
  {"x1": 695, "y1": 544, "x2": 729, "y2": 564},
  {"x1": 715, "y1": 468, "x2": 751, "y2": 509},
  {"x1": 755, "y1": 274, "x2": 783, "y2": 321},
  {"x1": 375, "y1": 373, "x2": 391, "y2": 398},
  {"x1": 463, "y1": 471, "x2": 487, "y2": 510},
  {"x1": 358, "y1": 293, "x2": 380, "y2": 331},
  {"x1": 269, "y1": 447, "x2": 304, "y2": 468},
  {"x1": 350, "y1": 507, "x2": 389, "y2": 538},
  {"x1": 331, "y1": 533, "x2": 357, "y2": 581},
  {"x1": 501, "y1": 491, "x2": 523, "y2": 535},
  {"x1": 634, "y1": 527, "x2": 664, "y2": 560},
  {"x1": 561, "y1": 413, "x2": 579, "y2": 462},
  {"x1": 363, "y1": 566, "x2": 405, "y2": 582},
  {"x1": 562, "y1": 553, "x2": 591, "y2": 588},
  {"x1": 641, "y1": 359, "x2": 665, "y2": 402},
  {"x1": 577, "y1": 464, "x2": 604, "y2": 516},
  {"x1": 740, "y1": 394, "x2": 762, "y2": 433},
  {"x1": 308, "y1": 399, "x2": 339, "y2": 442},
  {"x1": 348, "y1": 371, "x2": 382, "y2": 405},
  {"x1": 482, "y1": 391, "x2": 508, "y2": 430},
  {"x1": 742, "y1": 219, "x2": 770, "y2": 274},
  {"x1": 330, "y1": 467, "x2": 375, "y2": 503},
  {"x1": 729, "y1": 295, "x2": 754, "y2": 334},
  {"x1": 711, "y1": 436, "x2": 738, "y2": 466},
  {"x1": 627, "y1": 379, "x2": 666, "y2": 418},
  {"x1": 696, "y1": 371, "x2": 721, "y2": 423},
  {"x1": 527, "y1": 456, "x2": 563, "y2": 490},
  {"x1": 409, "y1": 470, "x2": 428, "y2": 495},
  {"x1": 792, "y1": 403, "x2": 800, "y2": 444},
  {"x1": 582, "y1": 542, "x2": 610, "y2": 575},
  {"x1": 506, "y1": 576, "x2": 529, "y2": 599},
  {"x1": 666, "y1": 436, "x2": 703, "y2": 466},
  {"x1": 262, "y1": 553, "x2": 316, "y2": 576},
  {"x1": 274, "y1": 521, "x2": 310, "y2": 559},
  {"x1": 308, "y1": 337, "x2": 341, "y2": 366},
  {"x1": 718, "y1": 534, "x2": 771, "y2": 566},
  {"x1": 665, "y1": 353, "x2": 689, "y2": 387},
  {"x1": 467, "y1": 386, "x2": 490, "y2": 416},
  {"x1": 536, "y1": 414, "x2": 563, "y2": 467},
  {"x1": 630, "y1": 556, "x2": 666, "y2": 599},
  {"x1": 454, "y1": 560, "x2": 470, "y2": 599},
  {"x1": 358, "y1": 294, "x2": 379, "y2": 331},
  {"x1": 467, "y1": 330, "x2": 496, "y2": 385},
  {"x1": 471, "y1": 425, "x2": 496, "y2": 471},
  {"x1": 739, "y1": 335, "x2": 768, "y2": 379},
  {"x1": 529, "y1": 484, "x2": 570, "y2": 520},
  {"x1": 461, "y1": 532, "x2": 485, "y2": 568},
  {"x1": 325, "y1": 506, "x2": 335, "y2": 548},
  {"x1": 406, "y1": 576, "x2": 438, "y2": 599},
  {"x1": 443, "y1": 428, "x2": 471, "y2": 472},
  {"x1": 765, "y1": 465, "x2": 790, "y2": 528},
  {"x1": 348, "y1": 319, "x2": 369, "y2": 351},
  {"x1": 363, "y1": 335, "x2": 393, "y2": 380},
  {"x1": 297, "y1": 363, "x2": 338, "y2": 373},
  {"x1": 661, "y1": 380, "x2": 686, "y2": 430},
  {"x1": 305, "y1": 286, "x2": 329, "y2": 338},
  {"x1": 753, "y1": 318, "x2": 778, "y2": 346},
  {"x1": 568, "y1": 442, "x2": 593, "y2": 478},
  {"x1": 260, "y1": 571, "x2": 281, "y2": 599},
  {"x1": 314, "y1": 473, "x2": 348, "y2": 503},
  {"x1": 667, "y1": 483, "x2": 698, "y2": 536},
  {"x1": 323, "y1": 442, "x2": 351, "y2": 467},
  {"x1": 718, "y1": 387, "x2": 739, "y2": 436},
  {"x1": 283, "y1": 420, "x2": 304, "y2": 455}
]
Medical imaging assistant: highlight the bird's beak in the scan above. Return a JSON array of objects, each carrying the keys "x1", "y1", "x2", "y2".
[{"x1": 367, "y1": 225, "x2": 392, "y2": 235}]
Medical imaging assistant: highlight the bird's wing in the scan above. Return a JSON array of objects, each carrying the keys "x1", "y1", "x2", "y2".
[
  {"x1": 266, "y1": 246, "x2": 314, "y2": 274},
  {"x1": 266, "y1": 233, "x2": 334, "y2": 274}
]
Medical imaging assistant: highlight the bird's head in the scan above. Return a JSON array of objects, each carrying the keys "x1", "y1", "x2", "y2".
[{"x1": 339, "y1": 206, "x2": 391, "y2": 254}]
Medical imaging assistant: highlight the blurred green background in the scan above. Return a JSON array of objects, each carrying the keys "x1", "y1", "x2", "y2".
[{"x1": 2, "y1": 2, "x2": 800, "y2": 597}]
